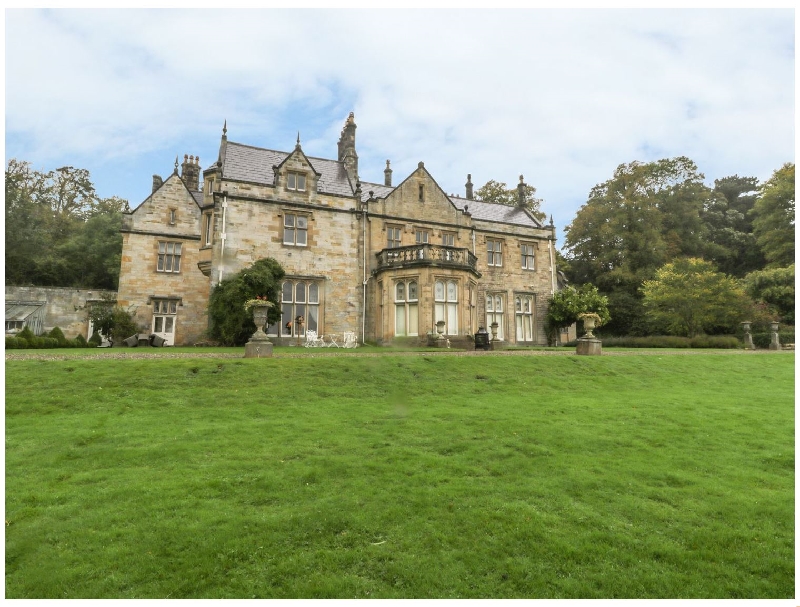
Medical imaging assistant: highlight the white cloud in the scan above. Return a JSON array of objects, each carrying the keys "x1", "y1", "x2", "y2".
[{"x1": 5, "y1": 8, "x2": 794, "y2": 235}]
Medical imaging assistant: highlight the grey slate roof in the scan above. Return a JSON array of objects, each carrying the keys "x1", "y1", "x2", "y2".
[
  {"x1": 220, "y1": 141, "x2": 542, "y2": 228},
  {"x1": 5, "y1": 301, "x2": 45, "y2": 322},
  {"x1": 359, "y1": 182, "x2": 395, "y2": 202},
  {"x1": 222, "y1": 142, "x2": 355, "y2": 197},
  {"x1": 449, "y1": 195, "x2": 542, "y2": 228}
]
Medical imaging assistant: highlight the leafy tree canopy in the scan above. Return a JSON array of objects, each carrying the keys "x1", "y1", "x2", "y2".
[
  {"x1": 87, "y1": 293, "x2": 139, "y2": 344},
  {"x1": 701, "y1": 175, "x2": 764, "y2": 277},
  {"x1": 475, "y1": 178, "x2": 546, "y2": 222},
  {"x1": 744, "y1": 264, "x2": 795, "y2": 324},
  {"x1": 641, "y1": 258, "x2": 749, "y2": 337},
  {"x1": 546, "y1": 284, "x2": 611, "y2": 331},
  {"x1": 208, "y1": 258, "x2": 286, "y2": 346},
  {"x1": 751, "y1": 162, "x2": 795, "y2": 268},
  {"x1": 5, "y1": 159, "x2": 129, "y2": 289}
]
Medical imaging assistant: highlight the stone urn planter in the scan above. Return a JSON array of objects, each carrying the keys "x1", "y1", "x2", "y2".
[
  {"x1": 244, "y1": 298, "x2": 274, "y2": 358},
  {"x1": 436, "y1": 320, "x2": 446, "y2": 340},
  {"x1": 741, "y1": 321, "x2": 755, "y2": 350},
  {"x1": 490, "y1": 322, "x2": 499, "y2": 341},
  {"x1": 576, "y1": 312, "x2": 602, "y2": 355}
]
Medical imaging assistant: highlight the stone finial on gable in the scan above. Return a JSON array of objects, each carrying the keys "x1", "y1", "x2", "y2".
[
  {"x1": 174, "y1": 156, "x2": 179, "y2": 175},
  {"x1": 218, "y1": 120, "x2": 228, "y2": 167},
  {"x1": 152, "y1": 175, "x2": 163, "y2": 193},
  {"x1": 296, "y1": 132, "x2": 301, "y2": 150}
]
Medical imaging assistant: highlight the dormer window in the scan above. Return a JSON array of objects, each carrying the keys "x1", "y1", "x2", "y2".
[{"x1": 287, "y1": 172, "x2": 306, "y2": 192}]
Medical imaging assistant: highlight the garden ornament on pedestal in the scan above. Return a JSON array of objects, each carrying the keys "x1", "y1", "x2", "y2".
[{"x1": 244, "y1": 297, "x2": 274, "y2": 358}]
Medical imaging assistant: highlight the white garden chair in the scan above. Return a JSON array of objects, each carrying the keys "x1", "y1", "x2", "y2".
[
  {"x1": 304, "y1": 330, "x2": 325, "y2": 347},
  {"x1": 342, "y1": 331, "x2": 358, "y2": 348}
]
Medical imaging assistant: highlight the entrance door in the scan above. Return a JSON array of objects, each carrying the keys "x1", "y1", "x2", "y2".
[{"x1": 152, "y1": 299, "x2": 177, "y2": 345}]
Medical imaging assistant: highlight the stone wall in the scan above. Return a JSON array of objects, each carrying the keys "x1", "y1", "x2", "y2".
[
  {"x1": 5, "y1": 286, "x2": 117, "y2": 338},
  {"x1": 117, "y1": 174, "x2": 211, "y2": 345}
]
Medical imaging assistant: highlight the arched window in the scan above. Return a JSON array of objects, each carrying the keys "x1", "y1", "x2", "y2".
[
  {"x1": 515, "y1": 295, "x2": 534, "y2": 342},
  {"x1": 395, "y1": 280, "x2": 418, "y2": 336},
  {"x1": 435, "y1": 280, "x2": 459, "y2": 335},
  {"x1": 486, "y1": 293, "x2": 504, "y2": 340}
]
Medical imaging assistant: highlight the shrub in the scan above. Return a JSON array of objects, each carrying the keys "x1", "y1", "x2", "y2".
[
  {"x1": 602, "y1": 335, "x2": 742, "y2": 349},
  {"x1": 752, "y1": 329, "x2": 795, "y2": 349},
  {"x1": 88, "y1": 331, "x2": 102, "y2": 347},
  {"x1": 17, "y1": 326, "x2": 36, "y2": 344},
  {"x1": 5, "y1": 336, "x2": 22, "y2": 349},
  {"x1": 47, "y1": 326, "x2": 68, "y2": 346},
  {"x1": 73, "y1": 334, "x2": 88, "y2": 348},
  {"x1": 208, "y1": 258, "x2": 285, "y2": 346}
]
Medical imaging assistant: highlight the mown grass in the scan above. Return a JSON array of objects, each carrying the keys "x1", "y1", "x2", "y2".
[{"x1": 5, "y1": 352, "x2": 794, "y2": 598}]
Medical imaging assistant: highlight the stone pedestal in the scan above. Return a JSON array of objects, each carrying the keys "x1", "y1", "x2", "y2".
[
  {"x1": 244, "y1": 340, "x2": 273, "y2": 358},
  {"x1": 576, "y1": 337, "x2": 602, "y2": 356},
  {"x1": 769, "y1": 322, "x2": 781, "y2": 350}
]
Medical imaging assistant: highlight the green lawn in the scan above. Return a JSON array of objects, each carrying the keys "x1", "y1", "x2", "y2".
[{"x1": 5, "y1": 351, "x2": 794, "y2": 598}]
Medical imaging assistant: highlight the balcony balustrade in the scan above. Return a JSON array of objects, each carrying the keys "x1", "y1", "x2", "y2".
[{"x1": 374, "y1": 244, "x2": 480, "y2": 276}]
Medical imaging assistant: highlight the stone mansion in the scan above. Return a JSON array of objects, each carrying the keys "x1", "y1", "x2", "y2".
[{"x1": 117, "y1": 113, "x2": 561, "y2": 347}]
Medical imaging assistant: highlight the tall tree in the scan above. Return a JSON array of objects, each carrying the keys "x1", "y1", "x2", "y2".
[
  {"x1": 701, "y1": 175, "x2": 764, "y2": 277},
  {"x1": 563, "y1": 157, "x2": 710, "y2": 335},
  {"x1": 751, "y1": 163, "x2": 795, "y2": 268},
  {"x1": 745, "y1": 264, "x2": 795, "y2": 324},
  {"x1": 475, "y1": 179, "x2": 546, "y2": 222},
  {"x1": 5, "y1": 159, "x2": 128, "y2": 289}
]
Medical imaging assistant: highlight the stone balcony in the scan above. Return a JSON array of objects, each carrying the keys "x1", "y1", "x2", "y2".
[{"x1": 374, "y1": 244, "x2": 481, "y2": 277}]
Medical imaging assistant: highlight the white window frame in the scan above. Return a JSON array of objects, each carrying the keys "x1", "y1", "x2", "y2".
[
  {"x1": 487, "y1": 240, "x2": 503, "y2": 267},
  {"x1": 157, "y1": 241, "x2": 182, "y2": 273},
  {"x1": 387, "y1": 226, "x2": 402, "y2": 249},
  {"x1": 203, "y1": 212, "x2": 213, "y2": 246},
  {"x1": 521, "y1": 243, "x2": 535, "y2": 270},
  {"x1": 486, "y1": 293, "x2": 505, "y2": 340},
  {"x1": 394, "y1": 280, "x2": 419, "y2": 337},
  {"x1": 435, "y1": 279, "x2": 459, "y2": 335},
  {"x1": 283, "y1": 213, "x2": 308, "y2": 246},
  {"x1": 276, "y1": 280, "x2": 320, "y2": 337},
  {"x1": 287, "y1": 172, "x2": 307, "y2": 192},
  {"x1": 515, "y1": 294, "x2": 534, "y2": 342}
]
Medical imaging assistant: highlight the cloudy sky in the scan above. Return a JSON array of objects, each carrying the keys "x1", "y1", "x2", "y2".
[{"x1": 5, "y1": 8, "x2": 794, "y2": 245}]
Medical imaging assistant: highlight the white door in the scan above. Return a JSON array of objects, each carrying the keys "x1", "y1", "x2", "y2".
[{"x1": 152, "y1": 300, "x2": 176, "y2": 345}]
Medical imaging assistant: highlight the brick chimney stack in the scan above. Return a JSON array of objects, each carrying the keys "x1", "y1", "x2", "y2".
[
  {"x1": 181, "y1": 154, "x2": 201, "y2": 191},
  {"x1": 517, "y1": 175, "x2": 526, "y2": 207}
]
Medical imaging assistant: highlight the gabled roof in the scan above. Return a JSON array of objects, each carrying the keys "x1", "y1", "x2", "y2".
[
  {"x1": 222, "y1": 142, "x2": 354, "y2": 197},
  {"x1": 449, "y1": 195, "x2": 542, "y2": 228}
]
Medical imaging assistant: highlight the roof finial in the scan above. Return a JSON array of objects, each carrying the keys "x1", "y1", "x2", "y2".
[
  {"x1": 222, "y1": 120, "x2": 227, "y2": 136},
  {"x1": 296, "y1": 132, "x2": 301, "y2": 150},
  {"x1": 174, "y1": 156, "x2": 179, "y2": 175}
]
